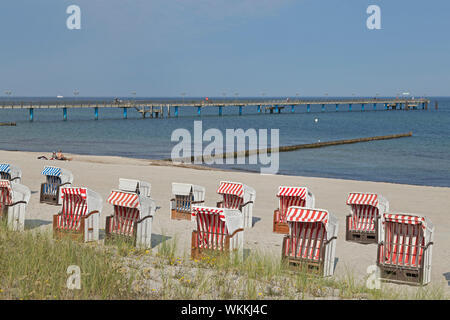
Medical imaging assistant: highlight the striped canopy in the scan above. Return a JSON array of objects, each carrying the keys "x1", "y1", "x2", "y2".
[
  {"x1": 191, "y1": 206, "x2": 225, "y2": 220},
  {"x1": 0, "y1": 164, "x2": 10, "y2": 173},
  {"x1": 107, "y1": 190, "x2": 140, "y2": 209},
  {"x1": 384, "y1": 213, "x2": 425, "y2": 226},
  {"x1": 61, "y1": 187, "x2": 87, "y2": 200},
  {"x1": 277, "y1": 186, "x2": 307, "y2": 198},
  {"x1": 42, "y1": 166, "x2": 62, "y2": 177},
  {"x1": 217, "y1": 182, "x2": 244, "y2": 197},
  {"x1": 286, "y1": 207, "x2": 329, "y2": 226},
  {"x1": 347, "y1": 193, "x2": 379, "y2": 207},
  {"x1": 0, "y1": 180, "x2": 11, "y2": 189}
]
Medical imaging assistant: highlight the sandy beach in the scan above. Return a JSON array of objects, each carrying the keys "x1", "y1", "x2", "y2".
[{"x1": 2, "y1": 149, "x2": 449, "y2": 292}]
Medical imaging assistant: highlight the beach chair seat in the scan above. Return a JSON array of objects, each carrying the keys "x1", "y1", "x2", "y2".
[
  {"x1": 346, "y1": 193, "x2": 389, "y2": 244},
  {"x1": 170, "y1": 182, "x2": 205, "y2": 220},
  {"x1": 191, "y1": 205, "x2": 244, "y2": 260},
  {"x1": 105, "y1": 186, "x2": 156, "y2": 249},
  {"x1": 273, "y1": 186, "x2": 315, "y2": 234},
  {"x1": 216, "y1": 181, "x2": 256, "y2": 228},
  {"x1": 0, "y1": 180, "x2": 31, "y2": 231},
  {"x1": 0, "y1": 164, "x2": 22, "y2": 183},
  {"x1": 53, "y1": 187, "x2": 102, "y2": 242},
  {"x1": 377, "y1": 213, "x2": 434, "y2": 285},
  {"x1": 40, "y1": 166, "x2": 74, "y2": 205},
  {"x1": 281, "y1": 207, "x2": 338, "y2": 277}
]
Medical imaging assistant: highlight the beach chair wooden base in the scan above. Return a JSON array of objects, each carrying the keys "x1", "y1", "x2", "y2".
[
  {"x1": 52, "y1": 213, "x2": 95, "y2": 242},
  {"x1": 190, "y1": 230, "x2": 242, "y2": 260},
  {"x1": 345, "y1": 215, "x2": 377, "y2": 244},
  {"x1": 171, "y1": 209, "x2": 191, "y2": 221},
  {"x1": 104, "y1": 215, "x2": 137, "y2": 246},
  {"x1": 377, "y1": 264, "x2": 424, "y2": 286},
  {"x1": 281, "y1": 235, "x2": 324, "y2": 275},
  {"x1": 273, "y1": 210, "x2": 289, "y2": 234}
]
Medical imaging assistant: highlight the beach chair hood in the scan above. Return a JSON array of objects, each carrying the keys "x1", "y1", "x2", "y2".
[
  {"x1": 119, "y1": 178, "x2": 151, "y2": 198},
  {"x1": 61, "y1": 187, "x2": 103, "y2": 213},
  {"x1": 346, "y1": 192, "x2": 389, "y2": 213},
  {"x1": 383, "y1": 213, "x2": 434, "y2": 243},
  {"x1": 217, "y1": 181, "x2": 256, "y2": 203},
  {"x1": 192, "y1": 206, "x2": 243, "y2": 235},
  {"x1": 42, "y1": 166, "x2": 74, "y2": 184},
  {"x1": 0, "y1": 180, "x2": 30, "y2": 204},
  {"x1": 172, "y1": 182, "x2": 206, "y2": 202},
  {"x1": 107, "y1": 190, "x2": 155, "y2": 218},
  {"x1": 286, "y1": 207, "x2": 338, "y2": 235},
  {"x1": 0, "y1": 164, "x2": 21, "y2": 181}
]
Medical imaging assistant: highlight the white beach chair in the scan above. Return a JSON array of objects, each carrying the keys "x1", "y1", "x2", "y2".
[
  {"x1": 377, "y1": 213, "x2": 434, "y2": 285},
  {"x1": 0, "y1": 179, "x2": 31, "y2": 231},
  {"x1": 53, "y1": 187, "x2": 102, "y2": 242},
  {"x1": 170, "y1": 182, "x2": 205, "y2": 220},
  {"x1": 191, "y1": 205, "x2": 244, "y2": 260},
  {"x1": 282, "y1": 206, "x2": 339, "y2": 277},
  {"x1": 273, "y1": 186, "x2": 315, "y2": 234},
  {"x1": 0, "y1": 163, "x2": 22, "y2": 183},
  {"x1": 40, "y1": 166, "x2": 74, "y2": 205},
  {"x1": 346, "y1": 192, "x2": 389, "y2": 244},
  {"x1": 216, "y1": 181, "x2": 256, "y2": 228},
  {"x1": 105, "y1": 179, "x2": 155, "y2": 249}
]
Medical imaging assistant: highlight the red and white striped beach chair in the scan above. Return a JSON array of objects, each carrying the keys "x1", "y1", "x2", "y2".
[
  {"x1": 0, "y1": 164, "x2": 22, "y2": 183},
  {"x1": 40, "y1": 166, "x2": 74, "y2": 205},
  {"x1": 377, "y1": 213, "x2": 434, "y2": 285},
  {"x1": 191, "y1": 205, "x2": 244, "y2": 260},
  {"x1": 105, "y1": 182, "x2": 156, "y2": 249},
  {"x1": 216, "y1": 181, "x2": 255, "y2": 228},
  {"x1": 346, "y1": 192, "x2": 389, "y2": 244},
  {"x1": 282, "y1": 207, "x2": 339, "y2": 276},
  {"x1": 53, "y1": 187, "x2": 102, "y2": 242},
  {"x1": 170, "y1": 182, "x2": 205, "y2": 220},
  {"x1": 0, "y1": 179, "x2": 31, "y2": 231},
  {"x1": 273, "y1": 186, "x2": 315, "y2": 234}
]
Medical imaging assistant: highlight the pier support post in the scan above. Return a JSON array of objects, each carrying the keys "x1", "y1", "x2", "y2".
[
  {"x1": 306, "y1": 104, "x2": 310, "y2": 113},
  {"x1": 435, "y1": 101, "x2": 439, "y2": 110},
  {"x1": 336, "y1": 104, "x2": 339, "y2": 112},
  {"x1": 239, "y1": 106, "x2": 242, "y2": 115},
  {"x1": 197, "y1": 106, "x2": 201, "y2": 116},
  {"x1": 63, "y1": 107, "x2": 67, "y2": 121},
  {"x1": 219, "y1": 106, "x2": 223, "y2": 116},
  {"x1": 123, "y1": 107, "x2": 128, "y2": 119},
  {"x1": 291, "y1": 105, "x2": 295, "y2": 113},
  {"x1": 174, "y1": 106, "x2": 179, "y2": 117},
  {"x1": 349, "y1": 104, "x2": 352, "y2": 111},
  {"x1": 373, "y1": 103, "x2": 376, "y2": 111},
  {"x1": 275, "y1": 105, "x2": 279, "y2": 113},
  {"x1": 29, "y1": 108, "x2": 34, "y2": 122},
  {"x1": 94, "y1": 107, "x2": 99, "y2": 120},
  {"x1": 257, "y1": 105, "x2": 261, "y2": 113},
  {"x1": 361, "y1": 104, "x2": 365, "y2": 111},
  {"x1": 322, "y1": 104, "x2": 325, "y2": 112},
  {"x1": 384, "y1": 103, "x2": 388, "y2": 110}
]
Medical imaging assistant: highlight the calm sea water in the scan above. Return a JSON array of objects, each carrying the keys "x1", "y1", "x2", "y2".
[{"x1": 0, "y1": 97, "x2": 449, "y2": 187}]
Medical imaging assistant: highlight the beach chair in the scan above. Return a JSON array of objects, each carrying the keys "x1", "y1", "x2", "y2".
[
  {"x1": 170, "y1": 182, "x2": 205, "y2": 220},
  {"x1": 216, "y1": 181, "x2": 256, "y2": 228},
  {"x1": 273, "y1": 186, "x2": 315, "y2": 234},
  {"x1": 118, "y1": 178, "x2": 151, "y2": 197},
  {"x1": 105, "y1": 180, "x2": 156, "y2": 249},
  {"x1": 377, "y1": 213, "x2": 434, "y2": 285},
  {"x1": 346, "y1": 192, "x2": 389, "y2": 244},
  {"x1": 191, "y1": 205, "x2": 244, "y2": 260},
  {"x1": 40, "y1": 166, "x2": 74, "y2": 205},
  {"x1": 53, "y1": 187, "x2": 102, "y2": 242},
  {"x1": 282, "y1": 207, "x2": 338, "y2": 277},
  {"x1": 0, "y1": 164, "x2": 22, "y2": 183},
  {"x1": 0, "y1": 180, "x2": 31, "y2": 231}
]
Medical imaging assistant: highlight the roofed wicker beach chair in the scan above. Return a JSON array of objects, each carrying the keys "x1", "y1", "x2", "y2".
[
  {"x1": 105, "y1": 179, "x2": 156, "y2": 249},
  {"x1": 0, "y1": 163, "x2": 22, "y2": 183},
  {"x1": 346, "y1": 192, "x2": 389, "y2": 244},
  {"x1": 282, "y1": 207, "x2": 338, "y2": 276},
  {"x1": 377, "y1": 213, "x2": 434, "y2": 285},
  {"x1": 191, "y1": 205, "x2": 244, "y2": 260},
  {"x1": 0, "y1": 179, "x2": 31, "y2": 231},
  {"x1": 170, "y1": 182, "x2": 205, "y2": 220},
  {"x1": 40, "y1": 166, "x2": 74, "y2": 205},
  {"x1": 216, "y1": 181, "x2": 255, "y2": 228},
  {"x1": 273, "y1": 186, "x2": 315, "y2": 234},
  {"x1": 53, "y1": 187, "x2": 102, "y2": 242}
]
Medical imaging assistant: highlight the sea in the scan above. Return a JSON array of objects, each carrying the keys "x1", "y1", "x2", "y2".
[{"x1": 0, "y1": 96, "x2": 449, "y2": 187}]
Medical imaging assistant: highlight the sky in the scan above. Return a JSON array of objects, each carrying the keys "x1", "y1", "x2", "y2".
[{"x1": 0, "y1": 0, "x2": 449, "y2": 97}]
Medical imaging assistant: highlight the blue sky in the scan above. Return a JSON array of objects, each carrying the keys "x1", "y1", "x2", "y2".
[{"x1": 0, "y1": 0, "x2": 449, "y2": 97}]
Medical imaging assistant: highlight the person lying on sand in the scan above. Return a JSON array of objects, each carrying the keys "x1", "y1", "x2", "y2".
[{"x1": 56, "y1": 150, "x2": 72, "y2": 161}]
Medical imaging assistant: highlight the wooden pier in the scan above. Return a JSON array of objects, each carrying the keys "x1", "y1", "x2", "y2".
[{"x1": 0, "y1": 97, "x2": 432, "y2": 121}]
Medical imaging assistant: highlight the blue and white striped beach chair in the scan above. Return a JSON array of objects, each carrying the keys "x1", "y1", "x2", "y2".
[
  {"x1": 0, "y1": 164, "x2": 22, "y2": 183},
  {"x1": 40, "y1": 166, "x2": 74, "y2": 205}
]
